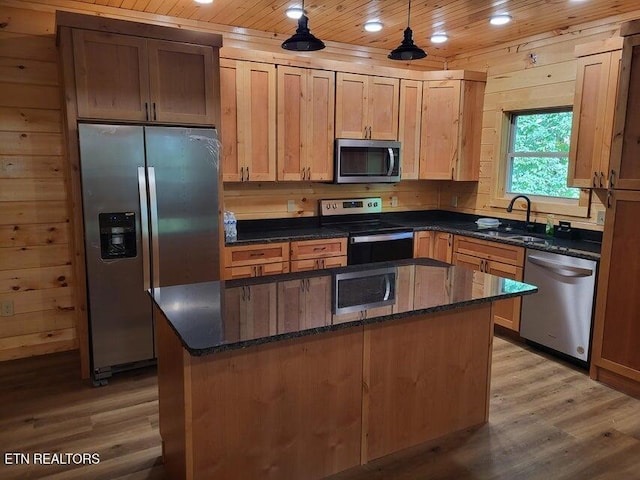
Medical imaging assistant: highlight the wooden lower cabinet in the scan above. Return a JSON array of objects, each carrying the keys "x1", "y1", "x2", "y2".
[
  {"x1": 223, "y1": 262, "x2": 289, "y2": 279},
  {"x1": 413, "y1": 231, "x2": 453, "y2": 263},
  {"x1": 591, "y1": 190, "x2": 640, "y2": 393},
  {"x1": 224, "y1": 242, "x2": 289, "y2": 279},
  {"x1": 290, "y1": 238, "x2": 347, "y2": 272},
  {"x1": 453, "y1": 236, "x2": 524, "y2": 332}
]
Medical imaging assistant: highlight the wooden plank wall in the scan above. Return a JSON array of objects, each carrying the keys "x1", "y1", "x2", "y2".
[
  {"x1": 224, "y1": 182, "x2": 440, "y2": 220},
  {"x1": 440, "y1": 9, "x2": 640, "y2": 230},
  {"x1": 0, "y1": 5, "x2": 77, "y2": 361}
]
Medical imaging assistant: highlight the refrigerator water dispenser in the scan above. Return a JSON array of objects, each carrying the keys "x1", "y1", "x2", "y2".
[{"x1": 99, "y1": 212, "x2": 137, "y2": 259}]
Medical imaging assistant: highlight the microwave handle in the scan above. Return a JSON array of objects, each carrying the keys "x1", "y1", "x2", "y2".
[
  {"x1": 386, "y1": 148, "x2": 395, "y2": 176},
  {"x1": 383, "y1": 274, "x2": 391, "y2": 301}
]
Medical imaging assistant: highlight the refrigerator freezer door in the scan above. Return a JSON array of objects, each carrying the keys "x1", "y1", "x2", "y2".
[
  {"x1": 144, "y1": 126, "x2": 220, "y2": 287},
  {"x1": 78, "y1": 124, "x2": 155, "y2": 372}
]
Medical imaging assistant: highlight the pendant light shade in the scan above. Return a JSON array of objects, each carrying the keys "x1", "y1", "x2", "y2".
[
  {"x1": 389, "y1": 0, "x2": 427, "y2": 61},
  {"x1": 282, "y1": 1, "x2": 325, "y2": 51}
]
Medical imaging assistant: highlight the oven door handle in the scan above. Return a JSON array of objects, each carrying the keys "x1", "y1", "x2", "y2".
[
  {"x1": 386, "y1": 147, "x2": 395, "y2": 176},
  {"x1": 350, "y1": 232, "x2": 413, "y2": 244}
]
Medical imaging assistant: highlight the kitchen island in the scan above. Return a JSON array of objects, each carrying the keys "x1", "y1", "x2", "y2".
[{"x1": 152, "y1": 259, "x2": 536, "y2": 480}]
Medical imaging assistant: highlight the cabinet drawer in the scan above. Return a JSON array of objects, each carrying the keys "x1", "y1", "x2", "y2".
[
  {"x1": 290, "y1": 238, "x2": 347, "y2": 260},
  {"x1": 225, "y1": 242, "x2": 289, "y2": 268},
  {"x1": 290, "y1": 255, "x2": 347, "y2": 272},
  {"x1": 223, "y1": 262, "x2": 289, "y2": 280},
  {"x1": 453, "y1": 236, "x2": 524, "y2": 266}
]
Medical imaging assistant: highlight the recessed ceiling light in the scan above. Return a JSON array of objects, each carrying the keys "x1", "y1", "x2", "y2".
[
  {"x1": 364, "y1": 20, "x2": 383, "y2": 32},
  {"x1": 490, "y1": 13, "x2": 512, "y2": 26},
  {"x1": 430, "y1": 33, "x2": 448, "y2": 44},
  {"x1": 194, "y1": 0, "x2": 213, "y2": 4},
  {"x1": 285, "y1": 6, "x2": 304, "y2": 19}
]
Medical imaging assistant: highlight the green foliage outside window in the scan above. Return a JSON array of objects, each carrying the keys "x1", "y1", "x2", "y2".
[{"x1": 507, "y1": 110, "x2": 580, "y2": 199}]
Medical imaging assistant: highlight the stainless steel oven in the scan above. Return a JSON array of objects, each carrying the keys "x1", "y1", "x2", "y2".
[
  {"x1": 334, "y1": 266, "x2": 397, "y2": 315},
  {"x1": 319, "y1": 197, "x2": 414, "y2": 265},
  {"x1": 334, "y1": 139, "x2": 401, "y2": 183}
]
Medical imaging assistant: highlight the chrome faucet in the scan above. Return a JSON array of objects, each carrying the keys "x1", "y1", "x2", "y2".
[{"x1": 506, "y1": 195, "x2": 534, "y2": 232}]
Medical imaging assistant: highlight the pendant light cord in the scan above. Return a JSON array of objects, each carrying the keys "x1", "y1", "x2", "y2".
[{"x1": 407, "y1": 0, "x2": 411, "y2": 28}]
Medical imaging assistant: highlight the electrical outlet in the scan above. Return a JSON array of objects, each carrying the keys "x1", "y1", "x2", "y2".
[
  {"x1": 287, "y1": 200, "x2": 296, "y2": 213},
  {"x1": 451, "y1": 195, "x2": 458, "y2": 207},
  {"x1": 1, "y1": 300, "x2": 14, "y2": 317},
  {"x1": 391, "y1": 196, "x2": 398, "y2": 207},
  {"x1": 596, "y1": 210, "x2": 605, "y2": 226}
]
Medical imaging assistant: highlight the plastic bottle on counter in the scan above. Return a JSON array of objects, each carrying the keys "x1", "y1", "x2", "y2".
[{"x1": 225, "y1": 211, "x2": 237, "y2": 241}]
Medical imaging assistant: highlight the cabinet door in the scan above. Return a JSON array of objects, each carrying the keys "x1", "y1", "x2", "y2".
[
  {"x1": 225, "y1": 243, "x2": 289, "y2": 268},
  {"x1": 277, "y1": 280, "x2": 305, "y2": 333},
  {"x1": 369, "y1": 76, "x2": 399, "y2": 140},
  {"x1": 243, "y1": 284, "x2": 277, "y2": 339},
  {"x1": 307, "y1": 70, "x2": 335, "y2": 181},
  {"x1": 453, "y1": 235, "x2": 524, "y2": 266},
  {"x1": 277, "y1": 66, "x2": 306, "y2": 181},
  {"x1": 413, "y1": 265, "x2": 450, "y2": 309},
  {"x1": 304, "y1": 276, "x2": 332, "y2": 328},
  {"x1": 398, "y1": 80, "x2": 422, "y2": 179},
  {"x1": 432, "y1": 232, "x2": 453, "y2": 263},
  {"x1": 72, "y1": 30, "x2": 149, "y2": 121},
  {"x1": 591, "y1": 190, "x2": 640, "y2": 381},
  {"x1": 260, "y1": 262, "x2": 290, "y2": 276},
  {"x1": 452, "y1": 252, "x2": 483, "y2": 272},
  {"x1": 242, "y1": 62, "x2": 277, "y2": 181},
  {"x1": 147, "y1": 40, "x2": 216, "y2": 125},
  {"x1": 599, "y1": 49, "x2": 622, "y2": 186},
  {"x1": 335, "y1": 72, "x2": 368, "y2": 139},
  {"x1": 392, "y1": 265, "x2": 415, "y2": 314},
  {"x1": 290, "y1": 238, "x2": 347, "y2": 261},
  {"x1": 485, "y1": 261, "x2": 523, "y2": 332},
  {"x1": 420, "y1": 81, "x2": 461, "y2": 180},
  {"x1": 322, "y1": 256, "x2": 347, "y2": 269},
  {"x1": 220, "y1": 60, "x2": 241, "y2": 181},
  {"x1": 277, "y1": 68, "x2": 335, "y2": 181},
  {"x1": 290, "y1": 259, "x2": 319, "y2": 273},
  {"x1": 568, "y1": 52, "x2": 613, "y2": 188},
  {"x1": 413, "y1": 231, "x2": 433, "y2": 258},
  {"x1": 610, "y1": 36, "x2": 640, "y2": 190}
]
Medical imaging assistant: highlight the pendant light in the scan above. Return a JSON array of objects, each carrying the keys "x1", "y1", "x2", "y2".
[
  {"x1": 388, "y1": 0, "x2": 427, "y2": 61},
  {"x1": 281, "y1": 0, "x2": 325, "y2": 52}
]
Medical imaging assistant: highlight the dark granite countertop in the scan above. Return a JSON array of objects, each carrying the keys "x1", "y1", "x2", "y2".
[
  {"x1": 152, "y1": 258, "x2": 537, "y2": 357},
  {"x1": 224, "y1": 210, "x2": 601, "y2": 260}
]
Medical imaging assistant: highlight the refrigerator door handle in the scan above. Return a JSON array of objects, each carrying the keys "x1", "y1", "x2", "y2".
[
  {"x1": 148, "y1": 166, "x2": 160, "y2": 288},
  {"x1": 137, "y1": 167, "x2": 151, "y2": 291}
]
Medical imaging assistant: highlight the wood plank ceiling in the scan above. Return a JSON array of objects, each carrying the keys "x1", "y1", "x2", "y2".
[{"x1": 71, "y1": 0, "x2": 640, "y2": 57}]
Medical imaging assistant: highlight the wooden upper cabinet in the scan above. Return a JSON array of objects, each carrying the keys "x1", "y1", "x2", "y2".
[
  {"x1": 568, "y1": 45, "x2": 622, "y2": 189},
  {"x1": 147, "y1": 40, "x2": 216, "y2": 125},
  {"x1": 72, "y1": 30, "x2": 149, "y2": 121},
  {"x1": 72, "y1": 30, "x2": 216, "y2": 125},
  {"x1": 420, "y1": 80, "x2": 484, "y2": 181},
  {"x1": 609, "y1": 35, "x2": 640, "y2": 190},
  {"x1": 277, "y1": 66, "x2": 335, "y2": 181},
  {"x1": 221, "y1": 59, "x2": 276, "y2": 182},
  {"x1": 398, "y1": 80, "x2": 422, "y2": 180},
  {"x1": 335, "y1": 72, "x2": 399, "y2": 140}
]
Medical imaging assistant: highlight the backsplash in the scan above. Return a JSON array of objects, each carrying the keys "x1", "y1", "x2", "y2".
[{"x1": 223, "y1": 181, "x2": 440, "y2": 220}]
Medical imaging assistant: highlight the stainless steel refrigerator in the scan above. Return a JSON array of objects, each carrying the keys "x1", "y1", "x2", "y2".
[{"x1": 78, "y1": 124, "x2": 220, "y2": 384}]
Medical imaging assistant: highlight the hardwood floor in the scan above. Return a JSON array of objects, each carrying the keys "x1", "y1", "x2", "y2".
[{"x1": 1, "y1": 336, "x2": 640, "y2": 479}]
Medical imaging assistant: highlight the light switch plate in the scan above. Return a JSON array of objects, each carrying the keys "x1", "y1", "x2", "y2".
[
  {"x1": 451, "y1": 195, "x2": 458, "y2": 207},
  {"x1": 287, "y1": 200, "x2": 296, "y2": 213},
  {"x1": 596, "y1": 210, "x2": 605, "y2": 226},
  {"x1": 391, "y1": 196, "x2": 398, "y2": 207}
]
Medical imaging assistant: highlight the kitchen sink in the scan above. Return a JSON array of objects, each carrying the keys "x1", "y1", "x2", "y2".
[{"x1": 478, "y1": 230, "x2": 547, "y2": 244}]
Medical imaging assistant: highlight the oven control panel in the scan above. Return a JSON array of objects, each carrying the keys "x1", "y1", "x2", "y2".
[{"x1": 320, "y1": 197, "x2": 382, "y2": 216}]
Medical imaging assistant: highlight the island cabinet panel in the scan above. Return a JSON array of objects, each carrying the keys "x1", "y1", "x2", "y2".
[
  {"x1": 363, "y1": 304, "x2": 492, "y2": 461},
  {"x1": 188, "y1": 328, "x2": 364, "y2": 480},
  {"x1": 277, "y1": 276, "x2": 332, "y2": 333},
  {"x1": 277, "y1": 67, "x2": 335, "y2": 181},
  {"x1": 72, "y1": 30, "x2": 216, "y2": 125}
]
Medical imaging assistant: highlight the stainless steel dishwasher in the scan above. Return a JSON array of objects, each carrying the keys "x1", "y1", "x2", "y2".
[{"x1": 520, "y1": 249, "x2": 598, "y2": 364}]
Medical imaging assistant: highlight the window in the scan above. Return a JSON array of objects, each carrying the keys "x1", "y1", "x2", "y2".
[{"x1": 506, "y1": 109, "x2": 580, "y2": 199}]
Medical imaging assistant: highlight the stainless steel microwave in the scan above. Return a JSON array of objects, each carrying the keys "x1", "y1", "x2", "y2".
[
  {"x1": 333, "y1": 266, "x2": 397, "y2": 315},
  {"x1": 334, "y1": 139, "x2": 401, "y2": 183}
]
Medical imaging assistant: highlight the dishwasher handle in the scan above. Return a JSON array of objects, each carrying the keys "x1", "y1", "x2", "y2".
[{"x1": 528, "y1": 255, "x2": 594, "y2": 278}]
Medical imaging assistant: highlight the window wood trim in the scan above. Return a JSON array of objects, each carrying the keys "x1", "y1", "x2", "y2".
[{"x1": 489, "y1": 99, "x2": 590, "y2": 218}]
